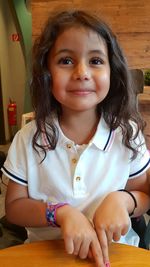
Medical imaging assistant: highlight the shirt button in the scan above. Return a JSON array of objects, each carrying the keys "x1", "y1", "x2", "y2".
[
  {"x1": 66, "y1": 144, "x2": 72, "y2": 149},
  {"x1": 76, "y1": 176, "x2": 81, "y2": 181},
  {"x1": 72, "y1": 158, "x2": 77, "y2": 164}
]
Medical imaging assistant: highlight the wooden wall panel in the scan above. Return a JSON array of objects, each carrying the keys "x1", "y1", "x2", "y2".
[
  {"x1": 32, "y1": 0, "x2": 150, "y2": 69},
  {"x1": 118, "y1": 33, "x2": 150, "y2": 69}
]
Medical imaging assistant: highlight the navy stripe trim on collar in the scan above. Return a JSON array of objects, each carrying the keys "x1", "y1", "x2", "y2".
[
  {"x1": 129, "y1": 158, "x2": 150, "y2": 177},
  {"x1": 103, "y1": 129, "x2": 112, "y2": 151},
  {"x1": 2, "y1": 166, "x2": 28, "y2": 185}
]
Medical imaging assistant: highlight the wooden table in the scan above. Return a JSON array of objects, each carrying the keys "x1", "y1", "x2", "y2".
[{"x1": 0, "y1": 240, "x2": 150, "y2": 267}]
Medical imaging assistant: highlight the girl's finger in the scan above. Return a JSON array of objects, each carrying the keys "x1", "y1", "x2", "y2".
[
  {"x1": 64, "y1": 236, "x2": 74, "y2": 254},
  {"x1": 78, "y1": 239, "x2": 90, "y2": 259},
  {"x1": 106, "y1": 229, "x2": 113, "y2": 245},
  {"x1": 73, "y1": 236, "x2": 82, "y2": 256},
  {"x1": 96, "y1": 229, "x2": 110, "y2": 266},
  {"x1": 121, "y1": 221, "x2": 130, "y2": 236},
  {"x1": 112, "y1": 229, "x2": 121, "y2": 242},
  {"x1": 91, "y1": 239, "x2": 105, "y2": 267},
  {"x1": 87, "y1": 248, "x2": 94, "y2": 260},
  {"x1": 105, "y1": 225, "x2": 120, "y2": 243}
]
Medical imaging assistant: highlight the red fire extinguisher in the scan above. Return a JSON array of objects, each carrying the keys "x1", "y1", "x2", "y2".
[{"x1": 7, "y1": 99, "x2": 18, "y2": 140}]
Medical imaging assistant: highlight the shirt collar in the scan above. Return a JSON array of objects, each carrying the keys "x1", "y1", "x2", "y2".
[
  {"x1": 44, "y1": 114, "x2": 115, "y2": 152},
  {"x1": 90, "y1": 116, "x2": 115, "y2": 151}
]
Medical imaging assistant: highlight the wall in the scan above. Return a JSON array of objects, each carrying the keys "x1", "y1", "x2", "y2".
[
  {"x1": 32, "y1": 0, "x2": 150, "y2": 69},
  {"x1": 0, "y1": 0, "x2": 32, "y2": 142},
  {"x1": 0, "y1": 0, "x2": 26, "y2": 141},
  {"x1": 9, "y1": 0, "x2": 32, "y2": 113}
]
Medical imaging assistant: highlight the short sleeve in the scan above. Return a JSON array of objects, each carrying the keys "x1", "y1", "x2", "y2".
[
  {"x1": 129, "y1": 129, "x2": 150, "y2": 178},
  {"x1": 1, "y1": 121, "x2": 36, "y2": 186}
]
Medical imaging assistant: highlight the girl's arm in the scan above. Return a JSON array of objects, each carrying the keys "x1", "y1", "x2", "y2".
[
  {"x1": 6, "y1": 172, "x2": 149, "y2": 226},
  {"x1": 5, "y1": 180, "x2": 48, "y2": 227},
  {"x1": 124, "y1": 171, "x2": 150, "y2": 217}
]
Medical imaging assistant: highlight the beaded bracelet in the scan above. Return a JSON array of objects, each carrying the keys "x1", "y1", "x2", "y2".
[
  {"x1": 46, "y1": 202, "x2": 68, "y2": 227},
  {"x1": 118, "y1": 189, "x2": 137, "y2": 216}
]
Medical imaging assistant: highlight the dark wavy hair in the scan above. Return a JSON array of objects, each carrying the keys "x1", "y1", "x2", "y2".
[{"x1": 30, "y1": 9, "x2": 145, "y2": 159}]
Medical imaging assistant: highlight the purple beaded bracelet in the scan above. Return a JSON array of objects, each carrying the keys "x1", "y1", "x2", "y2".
[{"x1": 46, "y1": 202, "x2": 68, "y2": 227}]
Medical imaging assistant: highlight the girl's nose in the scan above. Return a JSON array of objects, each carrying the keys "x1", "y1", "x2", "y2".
[{"x1": 72, "y1": 63, "x2": 91, "y2": 81}]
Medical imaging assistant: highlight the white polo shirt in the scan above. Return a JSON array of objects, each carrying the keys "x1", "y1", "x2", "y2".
[{"x1": 2, "y1": 116, "x2": 150, "y2": 244}]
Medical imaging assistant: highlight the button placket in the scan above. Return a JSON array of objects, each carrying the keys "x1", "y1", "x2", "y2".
[
  {"x1": 65, "y1": 142, "x2": 79, "y2": 178},
  {"x1": 65, "y1": 142, "x2": 87, "y2": 197},
  {"x1": 66, "y1": 143, "x2": 72, "y2": 149},
  {"x1": 75, "y1": 176, "x2": 81, "y2": 181},
  {"x1": 72, "y1": 158, "x2": 77, "y2": 164},
  {"x1": 73, "y1": 161, "x2": 87, "y2": 197}
]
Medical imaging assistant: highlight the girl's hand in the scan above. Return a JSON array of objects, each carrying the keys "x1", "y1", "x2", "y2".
[
  {"x1": 56, "y1": 205, "x2": 106, "y2": 267},
  {"x1": 93, "y1": 191, "x2": 130, "y2": 264}
]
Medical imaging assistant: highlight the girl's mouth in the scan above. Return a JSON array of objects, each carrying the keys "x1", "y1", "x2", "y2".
[{"x1": 68, "y1": 89, "x2": 94, "y2": 96}]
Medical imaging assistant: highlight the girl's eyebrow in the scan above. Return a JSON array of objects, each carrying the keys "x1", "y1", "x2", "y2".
[
  {"x1": 55, "y1": 49, "x2": 107, "y2": 57},
  {"x1": 55, "y1": 49, "x2": 73, "y2": 56},
  {"x1": 89, "y1": 49, "x2": 107, "y2": 57}
]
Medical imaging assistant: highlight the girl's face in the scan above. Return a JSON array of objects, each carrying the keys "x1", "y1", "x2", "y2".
[{"x1": 48, "y1": 26, "x2": 110, "y2": 114}]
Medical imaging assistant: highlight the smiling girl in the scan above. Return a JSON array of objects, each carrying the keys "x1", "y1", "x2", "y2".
[{"x1": 2, "y1": 10, "x2": 150, "y2": 267}]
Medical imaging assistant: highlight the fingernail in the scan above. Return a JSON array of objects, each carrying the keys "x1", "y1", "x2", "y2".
[{"x1": 105, "y1": 262, "x2": 110, "y2": 267}]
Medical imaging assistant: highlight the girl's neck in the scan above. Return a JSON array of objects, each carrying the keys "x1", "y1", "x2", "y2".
[{"x1": 59, "y1": 109, "x2": 100, "y2": 145}]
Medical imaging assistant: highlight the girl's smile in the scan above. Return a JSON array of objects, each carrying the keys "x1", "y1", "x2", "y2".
[
  {"x1": 67, "y1": 88, "x2": 95, "y2": 96},
  {"x1": 48, "y1": 26, "x2": 110, "y2": 114}
]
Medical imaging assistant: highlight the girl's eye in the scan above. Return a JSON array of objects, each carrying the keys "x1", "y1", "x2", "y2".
[
  {"x1": 89, "y1": 58, "x2": 104, "y2": 65},
  {"x1": 58, "y1": 57, "x2": 73, "y2": 65}
]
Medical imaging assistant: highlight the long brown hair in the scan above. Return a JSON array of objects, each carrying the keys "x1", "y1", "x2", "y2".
[{"x1": 30, "y1": 10, "x2": 145, "y2": 159}]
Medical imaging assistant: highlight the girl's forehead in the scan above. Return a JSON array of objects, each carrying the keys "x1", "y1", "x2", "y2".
[{"x1": 52, "y1": 26, "x2": 108, "y2": 52}]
